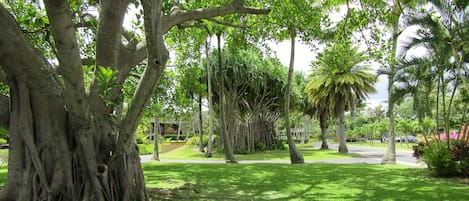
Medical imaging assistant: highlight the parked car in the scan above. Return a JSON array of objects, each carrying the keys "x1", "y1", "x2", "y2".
[
  {"x1": 346, "y1": 138, "x2": 358, "y2": 142},
  {"x1": 395, "y1": 136, "x2": 418, "y2": 143}
]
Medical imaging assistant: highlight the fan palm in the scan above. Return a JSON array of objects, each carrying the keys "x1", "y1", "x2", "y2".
[{"x1": 305, "y1": 42, "x2": 377, "y2": 153}]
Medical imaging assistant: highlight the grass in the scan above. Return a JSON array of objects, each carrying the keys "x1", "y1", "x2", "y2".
[
  {"x1": 138, "y1": 143, "x2": 157, "y2": 155},
  {"x1": 159, "y1": 144, "x2": 360, "y2": 161},
  {"x1": 1, "y1": 159, "x2": 468, "y2": 200},
  {"x1": 144, "y1": 163, "x2": 469, "y2": 200},
  {"x1": 347, "y1": 141, "x2": 418, "y2": 151}
]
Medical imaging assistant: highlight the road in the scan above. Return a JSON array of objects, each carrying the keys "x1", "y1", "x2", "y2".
[{"x1": 311, "y1": 142, "x2": 425, "y2": 166}]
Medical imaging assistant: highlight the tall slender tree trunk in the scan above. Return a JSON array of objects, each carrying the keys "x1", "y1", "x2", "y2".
[
  {"x1": 286, "y1": 30, "x2": 304, "y2": 164},
  {"x1": 382, "y1": 0, "x2": 401, "y2": 164},
  {"x1": 153, "y1": 117, "x2": 160, "y2": 161},
  {"x1": 337, "y1": 102, "x2": 348, "y2": 153},
  {"x1": 216, "y1": 33, "x2": 236, "y2": 163},
  {"x1": 301, "y1": 116, "x2": 308, "y2": 144},
  {"x1": 176, "y1": 118, "x2": 182, "y2": 141},
  {"x1": 320, "y1": 113, "x2": 329, "y2": 149},
  {"x1": 198, "y1": 95, "x2": 205, "y2": 152},
  {"x1": 205, "y1": 39, "x2": 214, "y2": 158}
]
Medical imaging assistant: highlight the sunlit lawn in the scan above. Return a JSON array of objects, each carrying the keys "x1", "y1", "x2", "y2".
[
  {"x1": 159, "y1": 144, "x2": 360, "y2": 161},
  {"x1": 1, "y1": 157, "x2": 468, "y2": 200},
  {"x1": 145, "y1": 163, "x2": 469, "y2": 200}
]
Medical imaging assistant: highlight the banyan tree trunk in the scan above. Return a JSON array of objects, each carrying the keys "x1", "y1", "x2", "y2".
[{"x1": 1, "y1": 80, "x2": 147, "y2": 201}]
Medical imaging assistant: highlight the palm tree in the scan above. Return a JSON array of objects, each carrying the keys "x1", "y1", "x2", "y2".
[
  {"x1": 399, "y1": 0, "x2": 469, "y2": 149},
  {"x1": 370, "y1": 104, "x2": 386, "y2": 122},
  {"x1": 305, "y1": 42, "x2": 377, "y2": 153},
  {"x1": 305, "y1": 103, "x2": 330, "y2": 149}
]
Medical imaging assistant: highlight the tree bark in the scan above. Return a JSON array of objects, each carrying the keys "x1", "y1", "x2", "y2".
[
  {"x1": 320, "y1": 113, "x2": 329, "y2": 149},
  {"x1": 301, "y1": 116, "x2": 308, "y2": 144},
  {"x1": 285, "y1": 30, "x2": 304, "y2": 164},
  {"x1": 205, "y1": 39, "x2": 214, "y2": 158},
  {"x1": 217, "y1": 33, "x2": 237, "y2": 163},
  {"x1": 198, "y1": 95, "x2": 205, "y2": 152},
  {"x1": 337, "y1": 102, "x2": 348, "y2": 153},
  {"x1": 382, "y1": 0, "x2": 401, "y2": 164},
  {"x1": 153, "y1": 117, "x2": 160, "y2": 161}
]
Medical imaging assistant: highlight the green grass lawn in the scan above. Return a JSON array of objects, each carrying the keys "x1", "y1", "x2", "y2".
[
  {"x1": 1, "y1": 162, "x2": 468, "y2": 200},
  {"x1": 144, "y1": 163, "x2": 469, "y2": 200},
  {"x1": 159, "y1": 144, "x2": 360, "y2": 161}
]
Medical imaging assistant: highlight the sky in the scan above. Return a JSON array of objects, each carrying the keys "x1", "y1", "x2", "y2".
[{"x1": 269, "y1": 40, "x2": 389, "y2": 109}]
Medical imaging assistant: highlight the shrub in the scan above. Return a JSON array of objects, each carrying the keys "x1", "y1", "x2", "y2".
[
  {"x1": 413, "y1": 142, "x2": 425, "y2": 159},
  {"x1": 137, "y1": 144, "x2": 154, "y2": 155},
  {"x1": 0, "y1": 150, "x2": 7, "y2": 167},
  {"x1": 255, "y1": 141, "x2": 267, "y2": 151},
  {"x1": 136, "y1": 132, "x2": 148, "y2": 144},
  {"x1": 272, "y1": 140, "x2": 287, "y2": 150},
  {"x1": 188, "y1": 135, "x2": 216, "y2": 147},
  {"x1": 452, "y1": 141, "x2": 469, "y2": 176},
  {"x1": 0, "y1": 128, "x2": 8, "y2": 139},
  {"x1": 415, "y1": 140, "x2": 469, "y2": 177},
  {"x1": 0, "y1": 138, "x2": 6, "y2": 145},
  {"x1": 254, "y1": 140, "x2": 287, "y2": 151},
  {"x1": 420, "y1": 143, "x2": 459, "y2": 177}
]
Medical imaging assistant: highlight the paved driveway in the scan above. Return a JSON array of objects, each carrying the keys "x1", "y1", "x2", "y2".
[{"x1": 311, "y1": 142, "x2": 425, "y2": 166}]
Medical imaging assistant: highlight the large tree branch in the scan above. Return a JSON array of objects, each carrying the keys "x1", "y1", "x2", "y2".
[
  {"x1": 162, "y1": 0, "x2": 270, "y2": 33},
  {"x1": 95, "y1": 0, "x2": 129, "y2": 69},
  {"x1": 44, "y1": 0, "x2": 87, "y2": 108},
  {"x1": 118, "y1": 0, "x2": 169, "y2": 151},
  {"x1": 119, "y1": 0, "x2": 269, "y2": 82},
  {"x1": 87, "y1": 0, "x2": 130, "y2": 132},
  {"x1": 0, "y1": 5, "x2": 62, "y2": 97}
]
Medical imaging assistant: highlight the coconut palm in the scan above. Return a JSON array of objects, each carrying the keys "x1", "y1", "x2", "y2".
[
  {"x1": 305, "y1": 42, "x2": 377, "y2": 153},
  {"x1": 370, "y1": 104, "x2": 386, "y2": 122}
]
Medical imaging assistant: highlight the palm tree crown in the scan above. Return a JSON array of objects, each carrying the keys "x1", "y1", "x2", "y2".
[{"x1": 305, "y1": 43, "x2": 377, "y2": 117}]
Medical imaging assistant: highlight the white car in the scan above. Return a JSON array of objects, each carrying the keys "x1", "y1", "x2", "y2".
[{"x1": 395, "y1": 136, "x2": 418, "y2": 143}]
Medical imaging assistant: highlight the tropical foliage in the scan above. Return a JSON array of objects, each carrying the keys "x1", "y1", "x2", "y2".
[{"x1": 305, "y1": 42, "x2": 377, "y2": 153}]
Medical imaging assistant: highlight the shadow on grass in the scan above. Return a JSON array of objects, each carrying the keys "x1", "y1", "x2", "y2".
[{"x1": 143, "y1": 163, "x2": 469, "y2": 200}]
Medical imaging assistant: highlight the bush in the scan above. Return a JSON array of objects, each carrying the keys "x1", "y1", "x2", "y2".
[
  {"x1": 136, "y1": 132, "x2": 148, "y2": 144},
  {"x1": 0, "y1": 150, "x2": 8, "y2": 167},
  {"x1": 272, "y1": 140, "x2": 287, "y2": 150},
  {"x1": 0, "y1": 138, "x2": 7, "y2": 145},
  {"x1": 421, "y1": 143, "x2": 459, "y2": 177},
  {"x1": 255, "y1": 141, "x2": 267, "y2": 151},
  {"x1": 415, "y1": 140, "x2": 469, "y2": 177},
  {"x1": 254, "y1": 140, "x2": 287, "y2": 151},
  {"x1": 452, "y1": 141, "x2": 469, "y2": 176},
  {"x1": 0, "y1": 128, "x2": 8, "y2": 139},
  {"x1": 187, "y1": 135, "x2": 216, "y2": 147},
  {"x1": 137, "y1": 144, "x2": 154, "y2": 155}
]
